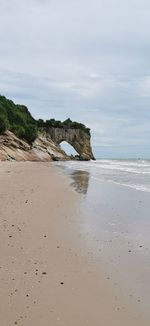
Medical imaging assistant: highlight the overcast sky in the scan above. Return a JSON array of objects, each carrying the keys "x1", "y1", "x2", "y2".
[{"x1": 0, "y1": 0, "x2": 150, "y2": 158}]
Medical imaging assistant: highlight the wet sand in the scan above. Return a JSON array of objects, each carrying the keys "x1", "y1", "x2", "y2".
[{"x1": 0, "y1": 162, "x2": 149, "y2": 326}]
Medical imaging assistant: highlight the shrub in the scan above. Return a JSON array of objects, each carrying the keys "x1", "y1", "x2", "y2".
[
  {"x1": 11, "y1": 125, "x2": 25, "y2": 139},
  {"x1": 37, "y1": 119, "x2": 45, "y2": 128},
  {"x1": 24, "y1": 125, "x2": 38, "y2": 144},
  {"x1": 0, "y1": 114, "x2": 8, "y2": 134}
]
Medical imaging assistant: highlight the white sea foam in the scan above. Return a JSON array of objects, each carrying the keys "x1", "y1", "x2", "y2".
[
  {"x1": 91, "y1": 176, "x2": 150, "y2": 192},
  {"x1": 58, "y1": 159, "x2": 150, "y2": 193}
]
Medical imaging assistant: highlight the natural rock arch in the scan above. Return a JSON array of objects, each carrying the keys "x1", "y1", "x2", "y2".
[
  {"x1": 47, "y1": 127, "x2": 95, "y2": 160},
  {"x1": 60, "y1": 141, "x2": 78, "y2": 156}
]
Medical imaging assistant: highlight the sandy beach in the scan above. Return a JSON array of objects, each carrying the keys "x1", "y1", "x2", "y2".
[{"x1": 0, "y1": 162, "x2": 149, "y2": 326}]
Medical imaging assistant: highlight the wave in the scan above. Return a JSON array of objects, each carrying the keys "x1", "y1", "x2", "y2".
[
  {"x1": 58, "y1": 159, "x2": 150, "y2": 193},
  {"x1": 91, "y1": 176, "x2": 150, "y2": 193},
  {"x1": 68, "y1": 160, "x2": 150, "y2": 175}
]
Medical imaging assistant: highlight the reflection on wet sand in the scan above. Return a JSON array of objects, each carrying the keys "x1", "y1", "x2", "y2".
[{"x1": 70, "y1": 170, "x2": 90, "y2": 194}]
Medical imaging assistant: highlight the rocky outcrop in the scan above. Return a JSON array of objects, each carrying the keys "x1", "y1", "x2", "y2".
[
  {"x1": 47, "y1": 127, "x2": 95, "y2": 160},
  {"x1": 0, "y1": 131, "x2": 69, "y2": 161},
  {"x1": 0, "y1": 128, "x2": 95, "y2": 162}
]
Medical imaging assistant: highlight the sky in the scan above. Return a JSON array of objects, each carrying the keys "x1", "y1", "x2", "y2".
[{"x1": 0, "y1": 0, "x2": 150, "y2": 158}]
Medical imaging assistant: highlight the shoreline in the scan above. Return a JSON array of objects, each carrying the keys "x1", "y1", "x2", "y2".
[{"x1": 0, "y1": 162, "x2": 149, "y2": 325}]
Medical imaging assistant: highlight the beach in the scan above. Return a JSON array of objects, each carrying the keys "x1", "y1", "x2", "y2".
[{"x1": 0, "y1": 162, "x2": 149, "y2": 326}]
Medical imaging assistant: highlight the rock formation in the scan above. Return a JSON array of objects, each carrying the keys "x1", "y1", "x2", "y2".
[
  {"x1": 47, "y1": 127, "x2": 95, "y2": 160},
  {"x1": 0, "y1": 128, "x2": 95, "y2": 162},
  {"x1": 0, "y1": 95, "x2": 95, "y2": 161},
  {"x1": 0, "y1": 94, "x2": 95, "y2": 161}
]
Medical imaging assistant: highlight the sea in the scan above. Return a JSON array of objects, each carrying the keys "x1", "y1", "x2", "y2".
[
  {"x1": 57, "y1": 159, "x2": 150, "y2": 316},
  {"x1": 57, "y1": 159, "x2": 150, "y2": 193}
]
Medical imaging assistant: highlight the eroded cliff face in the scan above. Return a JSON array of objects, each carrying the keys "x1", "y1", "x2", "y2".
[
  {"x1": 47, "y1": 127, "x2": 95, "y2": 160},
  {"x1": 0, "y1": 131, "x2": 69, "y2": 161},
  {"x1": 0, "y1": 128, "x2": 95, "y2": 162}
]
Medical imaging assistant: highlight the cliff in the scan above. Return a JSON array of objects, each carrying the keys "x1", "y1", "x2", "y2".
[
  {"x1": 0, "y1": 95, "x2": 95, "y2": 161},
  {"x1": 47, "y1": 127, "x2": 95, "y2": 160},
  {"x1": 0, "y1": 128, "x2": 95, "y2": 162}
]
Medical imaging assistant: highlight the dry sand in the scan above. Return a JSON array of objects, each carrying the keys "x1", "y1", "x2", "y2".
[{"x1": 0, "y1": 162, "x2": 148, "y2": 326}]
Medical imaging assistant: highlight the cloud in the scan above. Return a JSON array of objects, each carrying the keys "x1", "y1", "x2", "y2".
[{"x1": 0, "y1": 0, "x2": 150, "y2": 157}]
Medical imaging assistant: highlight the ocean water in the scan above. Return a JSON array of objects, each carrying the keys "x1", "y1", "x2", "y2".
[
  {"x1": 57, "y1": 159, "x2": 150, "y2": 193},
  {"x1": 57, "y1": 159, "x2": 150, "y2": 315}
]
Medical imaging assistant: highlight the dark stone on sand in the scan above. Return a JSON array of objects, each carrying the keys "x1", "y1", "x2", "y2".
[{"x1": 60, "y1": 282, "x2": 64, "y2": 285}]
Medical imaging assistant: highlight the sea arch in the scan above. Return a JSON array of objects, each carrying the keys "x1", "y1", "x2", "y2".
[{"x1": 47, "y1": 127, "x2": 95, "y2": 160}]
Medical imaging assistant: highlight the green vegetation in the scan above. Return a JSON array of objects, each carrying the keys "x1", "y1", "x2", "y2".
[
  {"x1": 37, "y1": 118, "x2": 90, "y2": 134},
  {"x1": 0, "y1": 114, "x2": 8, "y2": 133},
  {"x1": 0, "y1": 95, "x2": 37, "y2": 143},
  {"x1": 0, "y1": 95, "x2": 90, "y2": 144}
]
